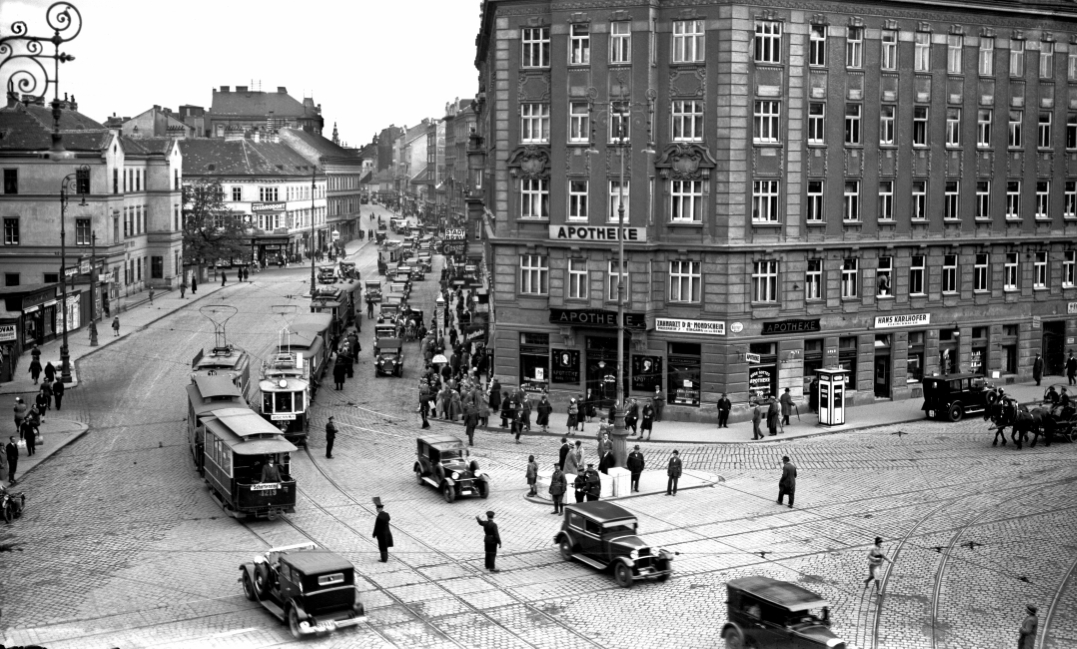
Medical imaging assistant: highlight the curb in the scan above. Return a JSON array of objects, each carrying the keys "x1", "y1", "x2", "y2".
[{"x1": 14, "y1": 420, "x2": 90, "y2": 482}]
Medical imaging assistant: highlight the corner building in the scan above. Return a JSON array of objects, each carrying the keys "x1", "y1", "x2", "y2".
[{"x1": 474, "y1": 0, "x2": 1077, "y2": 422}]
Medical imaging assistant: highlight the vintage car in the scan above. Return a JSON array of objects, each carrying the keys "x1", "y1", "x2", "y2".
[
  {"x1": 416, "y1": 254, "x2": 433, "y2": 273},
  {"x1": 338, "y1": 261, "x2": 358, "y2": 281},
  {"x1": 391, "y1": 266, "x2": 413, "y2": 284},
  {"x1": 414, "y1": 435, "x2": 490, "y2": 502},
  {"x1": 374, "y1": 338, "x2": 404, "y2": 377},
  {"x1": 721, "y1": 576, "x2": 847, "y2": 649},
  {"x1": 372, "y1": 323, "x2": 397, "y2": 355},
  {"x1": 408, "y1": 265, "x2": 426, "y2": 281},
  {"x1": 390, "y1": 217, "x2": 406, "y2": 233},
  {"x1": 240, "y1": 542, "x2": 365, "y2": 640},
  {"x1": 363, "y1": 280, "x2": 382, "y2": 303},
  {"x1": 921, "y1": 372, "x2": 994, "y2": 421},
  {"x1": 317, "y1": 265, "x2": 337, "y2": 284},
  {"x1": 554, "y1": 501, "x2": 674, "y2": 587}
]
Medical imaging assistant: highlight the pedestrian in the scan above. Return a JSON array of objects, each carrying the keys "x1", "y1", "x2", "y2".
[
  {"x1": 520, "y1": 395, "x2": 532, "y2": 432},
  {"x1": 778, "y1": 455, "x2": 797, "y2": 508},
  {"x1": 475, "y1": 511, "x2": 502, "y2": 573},
  {"x1": 419, "y1": 382, "x2": 432, "y2": 429},
  {"x1": 717, "y1": 393, "x2": 731, "y2": 428},
  {"x1": 477, "y1": 389, "x2": 490, "y2": 429},
  {"x1": 325, "y1": 416, "x2": 337, "y2": 459},
  {"x1": 372, "y1": 498, "x2": 393, "y2": 562},
  {"x1": 627, "y1": 445, "x2": 645, "y2": 493},
  {"x1": 565, "y1": 439, "x2": 583, "y2": 476},
  {"x1": 558, "y1": 437, "x2": 571, "y2": 470},
  {"x1": 624, "y1": 398, "x2": 639, "y2": 436},
  {"x1": 30, "y1": 344, "x2": 40, "y2": 365},
  {"x1": 221, "y1": 271, "x2": 227, "y2": 287},
  {"x1": 864, "y1": 536, "x2": 891, "y2": 592},
  {"x1": 35, "y1": 388, "x2": 49, "y2": 420},
  {"x1": 653, "y1": 386, "x2": 665, "y2": 422},
  {"x1": 41, "y1": 379, "x2": 53, "y2": 411},
  {"x1": 549, "y1": 463, "x2": 567, "y2": 514},
  {"x1": 1067, "y1": 350, "x2": 1076, "y2": 385},
  {"x1": 112, "y1": 316, "x2": 120, "y2": 337},
  {"x1": 1033, "y1": 354, "x2": 1044, "y2": 386},
  {"x1": 780, "y1": 388, "x2": 793, "y2": 426},
  {"x1": 567, "y1": 398, "x2": 578, "y2": 434},
  {"x1": 5, "y1": 436, "x2": 17, "y2": 485},
  {"x1": 464, "y1": 405, "x2": 478, "y2": 447},
  {"x1": 191, "y1": 275, "x2": 198, "y2": 295},
  {"x1": 148, "y1": 286, "x2": 155, "y2": 305},
  {"x1": 0, "y1": 445, "x2": 7, "y2": 484},
  {"x1": 526, "y1": 455, "x2": 538, "y2": 497},
  {"x1": 13, "y1": 397, "x2": 27, "y2": 433},
  {"x1": 180, "y1": 279, "x2": 187, "y2": 298},
  {"x1": 751, "y1": 403, "x2": 763, "y2": 440},
  {"x1": 536, "y1": 394, "x2": 552, "y2": 433},
  {"x1": 488, "y1": 378, "x2": 502, "y2": 414},
  {"x1": 598, "y1": 442, "x2": 615, "y2": 475},
  {"x1": 665, "y1": 449, "x2": 683, "y2": 496},
  {"x1": 1019, "y1": 604, "x2": 1039, "y2": 649},
  {"x1": 499, "y1": 391, "x2": 512, "y2": 427},
  {"x1": 767, "y1": 398, "x2": 780, "y2": 436},
  {"x1": 28, "y1": 356, "x2": 41, "y2": 385},
  {"x1": 24, "y1": 416, "x2": 36, "y2": 456},
  {"x1": 52, "y1": 378, "x2": 64, "y2": 411},
  {"x1": 573, "y1": 470, "x2": 588, "y2": 503},
  {"x1": 641, "y1": 402, "x2": 654, "y2": 440},
  {"x1": 333, "y1": 360, "x2": 347, "y2": 391},
  {"x1": 585, "y1": 464, "x2": 602, "y2": 501},
  {"x1": 44, "y1": 361, "x2": 56, "y2": 384},
  {"x1": 809, "y1": 377, "x2": 819, "y2": 413}
]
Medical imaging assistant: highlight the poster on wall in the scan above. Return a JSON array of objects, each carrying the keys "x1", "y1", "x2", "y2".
[
  {"x1": 551, "y1": 349, "x2": 580, "y2": 384},
  {"x1": 748, "y1": 366, "x2": 775, "y2": 405},
  {"x1": 631, "y1": 355, "x2": 663, "y2": 392}
]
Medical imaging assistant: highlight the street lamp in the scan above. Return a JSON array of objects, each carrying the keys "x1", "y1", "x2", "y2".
[
  {"x1": 309, "y1": 164, "x2": 316, "y2": 292},
  {"x1": 59, "y1": 165, "x2": 89, "y2": 382},
  {"x1": 88, "y1": 230, "x2": 97, "y2": 346}
]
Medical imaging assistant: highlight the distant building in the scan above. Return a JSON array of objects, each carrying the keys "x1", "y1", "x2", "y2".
[
  {"x1": 443, "y1": 98, "x2": 477, "y2": 226},
  {"x1": 278, "y1": 128, "x2": 366, "y2": 243},
  {"x1": 207, "y1": 86, "x2": 324, "y2": 139},
  {"x1": 103, "y1": 105, "x2": 195, "y2": 139}
]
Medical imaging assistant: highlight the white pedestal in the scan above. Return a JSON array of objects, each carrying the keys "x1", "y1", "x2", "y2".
[{"x1": 607, "y1": 467, "x2": 630, "y2": 498}]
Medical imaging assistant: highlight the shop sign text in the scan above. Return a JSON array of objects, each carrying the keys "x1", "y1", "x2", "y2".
[
  {"x1": 760, "y1": 319, "x2": 820, "y2": 335},
  {"x1": 548, "y1": 225, "x2": 647, "y2": 242},
  {"x1": 655, "y1": 318, "x2": 726, "y2": 336},
  {"x1": 874, "y1": 313, "x2": 931, "y2": 329}
]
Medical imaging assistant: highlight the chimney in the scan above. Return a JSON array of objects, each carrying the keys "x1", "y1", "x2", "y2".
[
  {"x1": 220, "y1": 86, "x2": 230, "y2": 92},
  {"x1": 236, "y1": 86, "x2": 249, "y2": 93},
  {"x1": 277, "y1": 86, "x2": 287, "y2": 94},
  {"x1": 153, "y1": 104, "x2": 160, "y2": 111}
]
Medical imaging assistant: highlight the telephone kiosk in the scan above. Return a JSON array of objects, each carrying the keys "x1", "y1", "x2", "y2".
[{"x1": 816, "y1": 367, "x2": 849, "y2": 427}]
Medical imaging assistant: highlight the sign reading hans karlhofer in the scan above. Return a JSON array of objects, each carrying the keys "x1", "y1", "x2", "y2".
[
  {"x1": 874, "y1": 313, "x2": 931, "y2": 329},
  {"x1": 549, "y1": 225, "x2": 647, "y2": 242},
  {"x1": 655, "y1": 318, "x2": 726, "y2": 336}
]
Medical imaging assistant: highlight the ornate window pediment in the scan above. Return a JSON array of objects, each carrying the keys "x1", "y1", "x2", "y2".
[
  {"x1": 507, "y1": 145, "x2": 551, "y2": 180},
  {"x1": 654, "y1": 143, "x2": 717, "y2": 180}
]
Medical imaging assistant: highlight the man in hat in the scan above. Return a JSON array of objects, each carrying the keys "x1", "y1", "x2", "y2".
[
  {"x1": 1033, "y1": 353, "x2": 1044, "y2": 386},
  {"x1": 1019, "y1": 604, "x2": 1038, "y2": 649},
  {"x1": 5, "y1": 436, "x2": 18, "y2": 485},
  {"x1": 261, "y1": 459, "x2": 281, "y2": 483},
  {"x1": 666, "y1": 450, "x2": 683, "y2": 496},
  {"x1": 627, "y1": 445, "x2": 645, "y2": 493},
  {"x1": 372, "y1": 498, "x2": 393, "y2": 562},
  {"x1": 325, "y1": 416, "x2": 337, "y2": 459},
  {"x1": 548, "y1": 463, "x2": 567, "y2": 514},
  {"x1": 778, "y1": 456, "x2": 797, "y2": 507},
  {"x1": 1068, "y1": 350, "x2": 1077, "y2": 385},
  {"x1": 717, "y1": 393, "x2": 731, "y2": 428},
  {"x1": 584, "y1": 464, "x2": 602, "y2": 501},
  {"x1": 476, "y1": 511, "x2": 502, "y2": 572}
]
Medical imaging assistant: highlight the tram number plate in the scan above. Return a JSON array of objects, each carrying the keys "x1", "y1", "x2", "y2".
[
  {"x1": 251, "y1": 483, "x2": 281, "y2": 491},
  {"x1": 271, "y1": 414, "x2": 296, "y2": 421}
]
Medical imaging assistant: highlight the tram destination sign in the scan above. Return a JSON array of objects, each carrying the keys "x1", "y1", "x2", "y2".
[{"x1": 549, "y1": 225, "x2": 647, "y2": 242}]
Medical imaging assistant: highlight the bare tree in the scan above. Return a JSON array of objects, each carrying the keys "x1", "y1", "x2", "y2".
[{"x1": 182, "y1": 179, "x2": 248, "y2": 269}]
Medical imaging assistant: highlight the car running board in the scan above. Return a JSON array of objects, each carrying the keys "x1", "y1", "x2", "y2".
[
  {"x1": 423, "y1": 477, "x2": 441, "y2": 488},
  {"x1": 261, "y1": 599, "x2": 286, "y2": 620},
  {"x1": 571, "y1": 553, "x2": 607, "y2": 570}
]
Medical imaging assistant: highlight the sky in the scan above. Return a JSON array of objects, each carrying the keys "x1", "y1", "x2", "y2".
[{"x1": 1, "y1": 0, "x2": 482, "y2": 146}]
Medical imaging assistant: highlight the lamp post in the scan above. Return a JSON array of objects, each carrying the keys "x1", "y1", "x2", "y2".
[
  {"x1": 88, "y1": 230, "x2": 97, "y2": 346},
  {"x1": 309, "y1": 164, "x2": 316, "y2": 292},
  {"x1": 59, "y1": 165, "x2": 89, "y2": 382}
]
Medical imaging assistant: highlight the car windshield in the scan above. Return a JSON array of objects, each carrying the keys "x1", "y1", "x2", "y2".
[
  {"x1": 786, "y1": 607, "x2": 829, "y2": 628},
  {"x1": 602, "y1": 520, "x2": 637, "y2": 535},
  {"x1": 440, "y1": 450, "x2": 462, "y2": 461}
]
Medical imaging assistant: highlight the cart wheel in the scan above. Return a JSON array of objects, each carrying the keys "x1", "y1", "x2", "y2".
[
  {"x1": 614, "y1": 563, "x2": 633, "y2": 588},
  {"x1": 442, "y1": 484, "x2": 456, "y2": 503},
  {"x1": 559, "y1": 539, "x2": 574, "y2": 561},
  {"x1": 947, "y1": 404, "x2": 964, "y2": 422},
  {"x1": 242, "y1": 572, "x2": 259, "y2": 601},
  {"x1": 288, "y1": 606, "x2": 303, "y2": 640},
  {"x1": 723, "y1": 627, "x2": 745, "y2": 649}
]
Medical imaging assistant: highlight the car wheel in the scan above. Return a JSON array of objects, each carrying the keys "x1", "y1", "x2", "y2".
[
  {"x1": 559, "y1": 539, "x2": 574, "y2": 561},
  {"x1": 288, "y1": 606, "x2": 303, "y2": 640},
  {"x1": 723, "y1": 627, "x2": 744, "y2": 649},
  {"x1": 614, "y1": 563, "x2": 633, "y2": 588},
  {"x1": 477, "y1": 481, "x2": 489, "y2": 499},
  {"x1": 416, "y1": 470, "x2": 425, "y2": 485},
  {"x1": 2, "y1": 503, "x2": 11, "y2": 524},
  {"x1": 948, "y1": 403, "x2": 964, "y2": 422},
  {"x1": 254, "y1": 563, "x2": 271, "y2": 599},
  {"x1": 242, "y1": 572, "x2": 259, "y2": 601},
  {"x1": 442, "y1": 484, "x2": 456, "y2": 503}
]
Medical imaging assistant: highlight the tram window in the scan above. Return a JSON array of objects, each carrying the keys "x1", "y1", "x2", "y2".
[
  {"x1": 223, "y1": 449, "x2": 232, "y2": 475},
  {"x1": 263, "y1": 393, "x2": 273, "y2": 413},
  {"x1": 294, "y1": 391, "x2": 305, "y2": 412},
  {"x1": 274, "y1": 392, "x2": 293, "y2": 413}
]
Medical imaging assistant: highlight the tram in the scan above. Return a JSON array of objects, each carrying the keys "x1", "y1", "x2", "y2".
[
  {"x1": 288, "y1": 312, "x2": 335, "y2": 378},
  {"x1": 185, "y1": 376, "x2": 297, "y2": 520},
  {"x1": 258, "y1": 350, "x2": 311, "y2": 445},
  {"x1": 192, "y1": 305, "x2": 252, "y2": 399}
]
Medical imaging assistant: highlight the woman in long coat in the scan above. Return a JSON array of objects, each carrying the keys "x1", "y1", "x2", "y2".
[
  {"x1": 477, "y1": 390, "x2": 490, "y2": 428},
  {"x1": 449, "y1": 388, "x2": 463, "y2": 421},
  {"x1": 28, "y1": 358, "x2": 42, "y2": 385},
  {"x1": 563, "y1": 440, "x2": 583, "y2": 476},
  {"x1": 767, "y1": 398, "x2": 781, "y2": 436},
  {"x1": 488, "y1": 380, "x2": 502, "y2": 415},
  {"x1": 567, "y1": 398, "x2": 579, "y2": 435},
  {"x1": 536, "y1": 396, "x2": 553, "y2": 433}
]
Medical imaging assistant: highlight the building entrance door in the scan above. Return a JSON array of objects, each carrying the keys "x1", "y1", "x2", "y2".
[
  {"x1": 585, "y1": 336, "x2": 629, "y2": 410},
  {"x1": 874, "y1": 355, "x2": 891, "y2": 398},
  {"x1": 1042, "y1": 321, "x2": 1066, "y2": 376}
]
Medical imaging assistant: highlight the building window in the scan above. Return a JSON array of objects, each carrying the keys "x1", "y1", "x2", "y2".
[
  {"x1": 2, "y1": 169, "x2": 17, "y2": 195},
  {"x1": 521, "y1": 178, "x2": 549, "y2": 219},
  {"x1": 843, "y1": 180, "x2": 860, "y2": 221},
  {"x1": 882, "y1": 30, "x2": 898, "y2": 70},
  {"x1": 1041, "y1": 41, "x2": 1055, "y2": 78},
  {"x1": 808, "y1": 103, "x2": 825, "y2": 144},
  {"x1": 670, "y1": 180, "x2": 703, "y2": 222},
  {"x1": 568, "y1": 180, "x2": 588, "y2": 221},
  {"x1": 672, "y1": 100, "x2": 704, "y2": 142},
  {"x1": 1036, "y1": 180, "x2": 1050, "y2": 219},
  {"x1": 841, "y1": 258, "x2": 858, "y2": 298},
  {"x1": 907, "y1": 331, "x2": 925, "y2": 382},
  {"x1": 569, "y1": 23, "x2": 590, "y2": 65},
  {"x1": 980, "y1": 37, "x2": 995, "y2": 75},
  {"x1": 259, "y1": 186, "x2": 279, "y2": 202},
  {"x1": 946, "y1": 108, "x2": 961, "y2": 146},
  {"x1": 522, "y1": 27, "x2": 550, "y2": 68},
  {"x1": 608, "y1": 180, "x2": 629, "y2": 222},
  {"x1": 2, "y1": 218, "x2": 18, "y2": 245},
  {"x1": 914, "y1": 32, "x2": 931, "y2": 71},
  {"x1": 976, "y1": 180, "x2": 991, "y2": 219},
  {"x1": 1070, "y1": 49, "x2": 1077, "y2": 81},
  {"x1": 947, "y1": 35, "x2": 963, "y2": 74},
  {"x1": 913, "y1": 106, "x2": 929, "y2": 146},
  {"x1": 75, "y1": 218, "x2": 91, "y2": 246},
  {"x1": 910, "y1": 255, "x2": 926, "y2": 295},
  {"x1": 944, "y1": 181, "x2": 960, "y2": 220},
  {"x1": 1006, "y1": 181, "x2": 1021, "y2": 219},
  {"x1": 942, "y1": 254, "x2": 959, "y2": 293},
  {"x1": 151, "y1": 256, "x2": 164, "y2": 280},
  {"x1": 1008, "y1": 111, "x2": 1023, "y2": 147},
  {"x1": 113, "y1": 168, "x2": 118, "y2": 194},
  {"x1": 912, "y1": 181, "x2": 927, "y2": 221},
  {"x1": 672, "y1": 20, "x2": 705, "y2": 63},
  {"x1": 1066, "y1": 181, "x2": 1077, "y2": 218},
  {"x1": 1038, "y1": 113, "x2": 1052, "y2": 148},
  {"x1": 1034, "y1": 250, "x2": 1048, "y2": 288},
  {"x1": 806, "y1": 259, "x2": 823, "y2": 300},
  {"x1": 806, "y1": 180, "x2": 824, "y2": 222},
  {"x1": 751, "y1": 260, "x2": 779, "y2": 303},
  {"x1": 754, "y1": 21, "x2": 782, "y2": 64},
  {"x1": 809, "y1": 25, "x2": 827, "y2": 66},
  {"x1": 610, "y1": 102, "x2": 630, "y2": 142},
  {"x1": 607, "y1": 260, "x2": 628, "y2": 301},
  {"x1": 753, "y1": 100, "x2": 780, "y2": 144},
  {"x1": 610, "y1": 21, "x2": 631, "y2": 64},
  {"x1": 877, "y1": 256, "x2": 893, "y2": 297},
  {"x1": 520, "y1": 103, "x2": 550, "y2": 143},
  {"x1": 1064, "y1": 250, "x2": 1075, "y2": 287},
  {"x1": 1004, "y1": 252, "x2": 1019, "y2": 290},
  {"x1": 669, "y1": 260, "x2": 701, "y2": 303},
  {"x1": 974, "y1": 253, "x2": 990, "y2": 292},
  {"x1": 1010, "y1": 39, "x2": 1025, "y2": 77},
  {"x1": 1068, "y1": 115, "x2": 1077, "y2": 149},
  {"x1": 846, "y1": 27, "x2": 863, "y2": 68},
  {"x1": 520, "y1": 254, "x2": 548, "y2": 295},
  {"x1": 880, "y1": 105, "x2": 896, "y2": 145},
  {"x1": 879, "y1": 181, "x2": 894, "y2": 221},
  {"x1": 752, "y1": 180, "x2": 780, "y2": 223},
  {"x1": 569, "y1": 103, "x2": 589, "y2": 143},
  {"x1": 231, "y1": 186, "x2": 242, "y2": 202},
  {"x1": 568, "y1": 259, "x2": 587, "y2": 299},
  {"x1": 844, "y1": 104, "x2": 862, "y2": 145},
  {"x1": 977, "y1": 109, "x2": 992, "y2": 147}
]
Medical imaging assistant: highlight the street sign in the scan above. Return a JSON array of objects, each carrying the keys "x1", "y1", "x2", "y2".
[
  {"x1": 746, "y1": 352, "x2": 761, "y2": 363},
  {"x1": 79, "y1": 259, "x2": 90, "y2": 274}
]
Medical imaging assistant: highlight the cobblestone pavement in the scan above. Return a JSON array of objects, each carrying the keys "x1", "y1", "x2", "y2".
[{"x1": 4, "y1": 229, "x2": 1076, "y2": 648}]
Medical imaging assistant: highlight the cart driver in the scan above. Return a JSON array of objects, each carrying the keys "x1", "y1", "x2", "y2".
[{"x1": 261, "y1": 459, "x2": 281, "y2": 483}]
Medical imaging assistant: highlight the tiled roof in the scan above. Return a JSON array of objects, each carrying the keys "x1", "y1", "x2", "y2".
[
  {"x1": 179, "y1": 139, "x2": 320, "y2": 177},
  {"x1": 279, "y1": 128, "x2": 353, "y2": 158},
  {"x1": 0, "y1": 102, "x2": 111, "y2": 152},
  {"x1": 120, "y1": 137, "x2": 174, "y2": 156},
  {"x1": 210, "y1": 89, "x2": 315, "y2": 118}
]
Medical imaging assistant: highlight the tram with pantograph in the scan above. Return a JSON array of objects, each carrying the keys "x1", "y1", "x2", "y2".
[{"x1": 258, "y1": 349, "x2": 311, "y2": 445}]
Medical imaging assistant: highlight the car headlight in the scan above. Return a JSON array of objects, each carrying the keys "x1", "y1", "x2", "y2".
[
  {"x1": 451, "y1": 471, "x2": 460, "y2": 480},
  {"x1": 628, "y1": 550, "x2": 638, "y2": 560}
]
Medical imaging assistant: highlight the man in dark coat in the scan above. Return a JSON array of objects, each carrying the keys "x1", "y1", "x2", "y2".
[
  {"x1": 1067, "y1": 350, "x2": 1077, "y2": 385},
  {"x1": 584, "y1": 465, "x2": 602, "y2": 501},
  {"x1": 627, "y1": 445, "x2": 645, "y2": 492},
  {"x1": 476, "y1": 511, "x2": 502, "y2": 572},
  {"x1": 666, "y1": 450, "x2": 683, "y2": 496},
  {"x1": 573, "y1": 471, "x2": 588, "y2": 503},
  {"x1": 5, "y1": 436, "x2": 18, "y2": 485},
  {"x1": 752, "y1": 404, "x2": 763, "y2": 440},
  {"x1": 333, "y1": 360, "x2": 347, "y2": 391},
  {"x1": 717, "y1": 393, "x2": 732, "y2": 428},
  {"x1": 778, "y1": 455, "x2": 797, "y2": 508},
  {"x1": 558, "y1": 437, "x2": 571, "y2": 470},
  {"x1": 1019, "y1": 604, "x2": 1038, "y2": 649},
  {"x1": 1033, "y1": 354, "x2": 1044, "y2": 386},
  {"x1": 780, "y1": 388, "x2": 794, "y2": 426},
  {"x1": 325, "y1": 416, "x2": 337, "y2": 459},
  {"x1": 372, "y1": 499, "x2": 393, "y2": 562},
  {"x1": 548, "y1": 463, "x2": 567, "y2": 514},
  {"x1": 653, "y1": 386, "x2": 665, "y2": 422},
  {"x1": 767, "y1": 398, "x2": 781, "y2": 436},
  {"x1": 52, "y1": 379, "x2": 65, "y2": 411}
]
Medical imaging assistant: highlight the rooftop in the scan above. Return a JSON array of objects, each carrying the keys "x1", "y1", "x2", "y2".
[
  {"x1": 0, "y1": 100, "x2": 110, "y2": 152},
  {"x1": 179, "y1": 139, "x2": 320, "y2": 177},
  {"x1": 210, "y1": 86, "x2": 320, "y2": 119}
]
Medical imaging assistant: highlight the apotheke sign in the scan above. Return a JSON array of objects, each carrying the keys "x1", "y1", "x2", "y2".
[
  {"x1": 549, "y1": 225, "x2": 647, "y2": 242},
  {"x1": 655, "y1": 318, "x2": 726, "y2": 336},
  {"x1": 874, "y1": 313, "x2": 931, "y2": 329}
]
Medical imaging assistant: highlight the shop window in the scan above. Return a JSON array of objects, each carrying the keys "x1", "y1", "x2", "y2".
[
  {"x1": 970, "y1": 328, "x2": 988, "y2": 376},
  {"x1": 803, "y1": 338, "x2": 824, "y2": 393},
  {"x1": 907, "y1": 331, "x2": 925, "y2": 383},
  {"x1": 631, "y1": 355, "x2": 663, "y2": 393},
  {"x1": 839, "y1": 336, "x2": 858, "y2": 389},
  {"x1": 667, "y1": 342, "x2": 701, "y2": 407},
  {"x1": 43, "y1": 273, "x2": 58, "y2": 284},
  {"x1": 748, "y1": 342, "x2": 778, "y2": 405},
  {"x1": 519, "y1": 332, "x2": 550, "y2": 393}
]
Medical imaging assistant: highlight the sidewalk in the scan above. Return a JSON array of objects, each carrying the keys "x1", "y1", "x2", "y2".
[
  {"x1": 4, "y1": 418, "x2": 88, "y2": 485},
  {"x1": 527, "y1": 468, "x2": 721, "y2": 505}
]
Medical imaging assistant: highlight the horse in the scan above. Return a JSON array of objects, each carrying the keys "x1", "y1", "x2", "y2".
[{"x1": 985, "y1": 399, "x2": 1014, "y2": 447}]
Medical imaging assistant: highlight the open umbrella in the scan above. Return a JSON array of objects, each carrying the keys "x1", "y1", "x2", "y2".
[{"x1": 432, "y1": 354, "x2": 449, "y2": 365}]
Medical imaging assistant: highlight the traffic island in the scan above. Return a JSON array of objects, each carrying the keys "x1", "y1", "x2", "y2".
[{"x1": 525, "y1": 468, "x2": 722, "y2": 505}]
